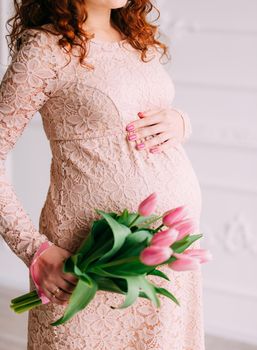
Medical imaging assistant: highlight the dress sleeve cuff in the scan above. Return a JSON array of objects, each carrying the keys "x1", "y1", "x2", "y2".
[{"x1": 172, "y1": 107, "x2": 192, "y2": 143}]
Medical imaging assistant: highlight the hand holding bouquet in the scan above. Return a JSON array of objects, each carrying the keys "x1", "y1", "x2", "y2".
[{"x1": 10, "y1": 192, "x2": 212, "y2": 326}]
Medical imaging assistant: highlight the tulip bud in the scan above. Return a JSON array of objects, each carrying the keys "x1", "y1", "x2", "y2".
[
  {"x1": 162, "y1": 206, "x2": 188, "y2": 227},
  {"x1": 172, "y1": 218, "x2": 196, "y2": 240},
  {"x1": 138, "y1": 192, "x2": 157, "y2": 216},
  {"x1": 140, "y1": 245, "x2": 173, "y2": 266},
  {"x1": 151, "y1": 228, "x2": 179, "y2": 247},
  {"x1": 183, "y1": 249, "x2": 213, "y2": 263},
  {"x1": 169, "y1": 254, "x2": 200, "y2": 271}
]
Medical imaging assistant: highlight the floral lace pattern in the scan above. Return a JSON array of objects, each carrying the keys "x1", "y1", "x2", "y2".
[{"x1": 0, "y1": 24, "x2": 204, "y2": 349}]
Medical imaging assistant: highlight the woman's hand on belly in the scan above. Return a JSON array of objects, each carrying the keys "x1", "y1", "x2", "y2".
[
  {"x1": 125, "y1": 108, "x2": 185, "y2": 153},
  {"x1": 33, "y1": 245, "x2": 79, "y2": 306}
]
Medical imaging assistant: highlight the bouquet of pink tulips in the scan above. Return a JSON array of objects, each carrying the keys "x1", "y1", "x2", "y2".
[{"x1": 10, "y1": 192, "x2": 211, "y2": 326}]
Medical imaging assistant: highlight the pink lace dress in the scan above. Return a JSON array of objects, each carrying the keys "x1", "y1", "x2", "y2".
[{"x1": 0, "y1": 24, "x2": 205, "y2": 350}]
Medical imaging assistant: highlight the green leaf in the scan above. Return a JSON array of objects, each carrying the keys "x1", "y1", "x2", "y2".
[
  {"x1": 125, "y1": 230, "x2": 153, "y2": 244},
  {"x1": 124, "y1": 212, "x2": 138, "y2": 226},
  {"x1": 115, "y1": 276, "x2": 140, "y2": 308},
  {"x1": 88, "y1": 266, "x2": 124, "y2": 278},
  {"x1": 148, "y1": 269, "x2": 170, "y2": 281},
  {"x1": 154, "y1": 287, "x2": 180, "y2": 306},
  {"x1": 135, "y1": 214, "x2": 163, "y2": 228},
  {"x1": 63, "y1": 255, "x2": 76, "y2": 274},
  {"x1": 94, "y1": 258, "x2": 155, "y2": 276},
  {"x1": 76, "y1": 219, "x2": 110, "y2": 258},
  {"x1": 63, "y1": 255, "x2": 101, "y2": 286},
  {"x1": 138, "y1": 276, "x2": 161, "y2": 307},
  {"x1": 117, "y1": 210, "x2": 161, "y2": 228},
  {"x1": 51, "y1": 278, "x2": 98, "y2": 326},
  {"x1": 172, "y1": 234, "x2": 202, "y2": 253},
  {"x1": 90, "y1": 275, "x2": 125, "y2": 295},
  {"x1": 79, "y1": 238, "x2": 114, "y2": 271},
  {"x1": 117, "y1": 209, "x2": 129, "y2": 225},
  {"x1": 95, "y1": 210, "x2": 131, "y2": 262},
  {"x1": 109, "y1": 230, "x2": 151, "y2": 261},
  {"x1": 113, "y1": 275, "x2": 160, "y2": 309},
  {"x1": 63, "y1": 254, "x2": 93, "y2": 285}
]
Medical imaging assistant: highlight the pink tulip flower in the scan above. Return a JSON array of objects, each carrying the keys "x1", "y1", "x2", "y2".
[
  {"x1": 162, "y1": 205, "x2": 188, "y2": 227},
  {"x1": 151, "y1": 228, "x2": 179, "y2": 247},
  {"x1": 140, "y1": 245, "x2": 173, "y2": 266},
  {"x1": 183, "y1": 249, "x2": 213, "y2": 263},
  {"x1": 169, "y1": 255, "x2": 200, "y2": 271},
  {"x1": 171, "y1": 218, "x2": 196, "y2": 240},
  {"x1": 138, "y1": 192, "x2": 157, "y2": 216}
]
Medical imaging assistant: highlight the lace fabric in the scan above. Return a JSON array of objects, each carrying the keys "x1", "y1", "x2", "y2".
[
  {"x1": 0, "y1": 25, "x2": 204, "y2": 349},
  {"x1": 0, "y1": 29, "x2": 59, "y2": 267}
]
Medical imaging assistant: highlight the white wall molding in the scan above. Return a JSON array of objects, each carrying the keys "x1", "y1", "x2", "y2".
[
  {"x1": 201, "y1": 212, "x2": 257, "y2": 255},
  {"x1": 190, "y1": 122, "x2": 257, "y2": 150},
  {"x1": 204, "y1": 282, "x2": 257, "y2": 301},
  {"x1": 200, "y1": 180, "x2": 257, "y2": 196}
]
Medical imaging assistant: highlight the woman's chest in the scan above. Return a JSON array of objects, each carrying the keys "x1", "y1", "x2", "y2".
[{"x1": 40, "y1": 48, "x2": 175, "y2": 141}]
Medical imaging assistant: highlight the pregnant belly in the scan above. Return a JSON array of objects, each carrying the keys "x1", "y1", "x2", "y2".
[
  {"x1": 62, "y1": 137, "x2": 201, "y2": 217},
  {"x1": 45, "y1": 137, "x2": 202, "y2": 251}
]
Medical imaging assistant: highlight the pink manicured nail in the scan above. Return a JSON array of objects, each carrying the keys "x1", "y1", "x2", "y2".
[
  {"x1": 136, "y1": 142, "x2": 145, "y2": 150},
  {"x1": 150, "y1": 147, "x2": 160, "y2": 153},
  {"x1": 126, "y1": 124, "x2": 135, "y2": 131},
  {"x1": 128, "y1": 133, "x2": 137, "y2": 141}
]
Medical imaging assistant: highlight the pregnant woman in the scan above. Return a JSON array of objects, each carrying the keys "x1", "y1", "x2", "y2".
[{"x1": 0, "y1": 0, "x2": 204, "y2": 349}]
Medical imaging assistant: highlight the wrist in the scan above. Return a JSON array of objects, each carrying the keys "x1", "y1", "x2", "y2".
[
  {"x1": 29, "y1": 241, "x2": 54, "y2": 305},
  {"x1": 32, "y1": 241, "x2": 55, "y2": 264}
]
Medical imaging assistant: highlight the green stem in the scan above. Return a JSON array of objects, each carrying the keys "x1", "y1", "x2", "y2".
[
  {"x1": 152, "y1": 223, "x2": 164, "y2": 233},
  {"x1": 10, "y1": 294, "x2": 40, "y2": 309},
  {"x1": 91, "y1": 256, "x2": 138, "y2": 270},
  {"x1": 13, "y1": 299, "x2": 42, "y2": 314},
  {"x1": 128, "y1": 213, "x2": 140, "y2": 228},
  {"x1": 80, "y1": 239, "x2": 113, "y2": 271},
  {"x1": 11, "y1": 290, "x2": 38, "y2": 304}
]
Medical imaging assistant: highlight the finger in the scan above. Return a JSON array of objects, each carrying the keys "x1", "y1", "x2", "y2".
[
  {"x1": 62, "y1": 272, "x2": 79, "y2": 286},
  {"x1": 41, "y1": 284, "x2": 68, "y2": 305},
  {"x1": 144, "y1": 131, "x2": 174, "y2": 149},
  {"x1": 57, "y1": 277, "x2": 77, "y2": 294},
  {"x1": 126, "y1": 110, "x2": 165, "y2": 131},
  {"x1": 131, "y1": 122, "x2": 167, "y2": 140},
  {"x1": 49, "y1": 284, "x2": 71, "y2": 302},
  {"x1": 150, "y1": 137, "x2": 179, "y2": 154},
  {"x1": 52, "y1": 293, "x2": 69, "y2": 305},
  {"x1": 139, "y1": 108, "x2": 166, "y2": 117}
]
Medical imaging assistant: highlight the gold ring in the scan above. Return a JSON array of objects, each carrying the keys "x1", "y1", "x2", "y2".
[{"x1": 53, "y1": 287, "x2": 60, "y2": 296}]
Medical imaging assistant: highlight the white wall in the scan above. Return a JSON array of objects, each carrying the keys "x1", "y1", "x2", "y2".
[
  {"x1": 0, "y1": 0, "x2": 257, "y2": 346},
  {"x1": 157, "y1": 0, "x2": 257, "y2": 345}
]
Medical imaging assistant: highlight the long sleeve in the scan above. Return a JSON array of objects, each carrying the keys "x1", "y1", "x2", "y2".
[
  {"x1": 180, "y1": 110, "x2": 192, "y2": 143},
  {"x1": 0, "y1": 29, "x2": 59, "y2": 267},
  {"x1": 172, "y1": 107, "x2": 192, "y2": 143}
]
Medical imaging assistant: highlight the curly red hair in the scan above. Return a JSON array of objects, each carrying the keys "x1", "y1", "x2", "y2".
[{"x1": 6, "y1": 0, "x2": 170, "y2": 69}]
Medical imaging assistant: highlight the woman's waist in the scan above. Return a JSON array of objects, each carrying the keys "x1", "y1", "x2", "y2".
[
  {"x1": 50, "y1": 140, "x2": 196, "y2": 191},
  {"x1": 49, "y1": 151, "x2": 200, "y2": 207}
]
